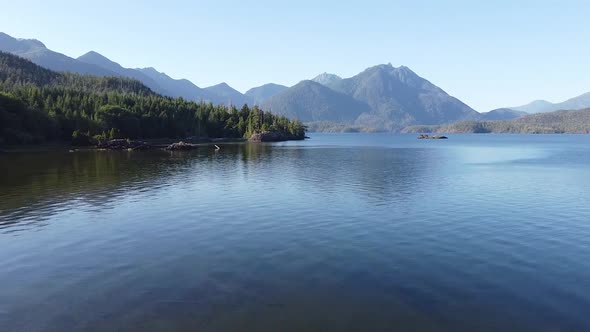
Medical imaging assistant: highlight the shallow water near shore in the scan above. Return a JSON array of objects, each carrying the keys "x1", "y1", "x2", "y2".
[{"x1": 1, "y1": 133, "x2": 590, "y2": 331}]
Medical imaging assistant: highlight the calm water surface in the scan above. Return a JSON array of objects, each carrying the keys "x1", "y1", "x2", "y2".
[{"x1": 1, "y1": 134, "x2": 590, "y2": 331}]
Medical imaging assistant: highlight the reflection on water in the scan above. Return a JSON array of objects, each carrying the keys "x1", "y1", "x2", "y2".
[{"x1": 1, "y1": 134, "x2": 590, "y2": 332}]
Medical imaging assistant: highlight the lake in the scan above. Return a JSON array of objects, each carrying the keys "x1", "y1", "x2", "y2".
[{"x1": 1, "y1": 133, "x2": 590, "y2": 332}]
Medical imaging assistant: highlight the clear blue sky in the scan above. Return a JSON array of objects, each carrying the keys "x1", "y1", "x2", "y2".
[{"x1": 2, "y1": 0, "x2": 589, "y2": 111}]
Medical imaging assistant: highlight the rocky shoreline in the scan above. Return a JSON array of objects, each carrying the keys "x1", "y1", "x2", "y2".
[
  {"x1": 0, "y1": 132, "x2": 307, "y2": 153},
  {"x1": 91, "y1": 131, "x2": 305, "y2": 151}
]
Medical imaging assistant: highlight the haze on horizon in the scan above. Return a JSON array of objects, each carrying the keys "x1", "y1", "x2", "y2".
[{"x1": 2, "y1": 0, "x2": 589, "y2": 111}]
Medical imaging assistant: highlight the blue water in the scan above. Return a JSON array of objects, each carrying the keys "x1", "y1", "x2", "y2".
[{"x1": 1, "y1": 133, "x2": 590, "y2": 331}]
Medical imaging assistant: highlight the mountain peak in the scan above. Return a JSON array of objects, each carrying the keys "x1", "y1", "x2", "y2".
[
  {"x1": 205, "y1": 82, "x2": 252, "y2": 106},
  {"x1": 213, "y1": 82, "x2": 231, "y2": 88},
  {"x1": 370, "y1": 63, "x2": 408, "y2": 73},
  {"x1": 0, "y1": 32, "x2": 46, "y2": 51},
  {"x1": 312, "y1": 72, "x2": 342, "y2": 86},
  {"x1": 78, "y1": 50, "x2": 110, "y2": 62},
  {"x1": 77, "y1": 51, "x2": 125, "y2": 73},
  {"x1": 80, "y1": 50, "x2": 104, "y2": 57},
  {"x1": 205, "y1": 82, "x2": 241, "y2": 94},
  {"x1": 138, "y1": 67, "x2": 160, "y2": 74},
  {"x1": 249, "y1": 83, "x2": 286, "y2": 90},
  {"x1": 19, "y1": 38, "x2": 46, "y2": 49},
  {"x1": 510, "y1": 99, "x2": 554, "y2": 113},
  {"x1": 376, "y1": 63, "x2": 393, "y2": 69},
  {"x1": 245, "y1": 83, "x2": 289, "y2": 104}
]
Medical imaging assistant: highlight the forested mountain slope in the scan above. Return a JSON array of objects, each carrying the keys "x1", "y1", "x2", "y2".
[{"x1": 0, "y1": 52, "x2": 305, "y2": 145}]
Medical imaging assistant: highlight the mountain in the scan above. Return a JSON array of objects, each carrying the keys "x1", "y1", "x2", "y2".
[
  {"x1": 0, "y1": 32, "x2": 518, "y2": 130},
  {"x1": 0, "y1": 52, "x2": 305, "y2": 144},
  {"x1": 137, "y1": 67, "x2": 219, "y2": 103},
  {"x1": 263, "y1": 80, "x2": 370, "y2": 122},
  {"x1": 480, "y1": 108, "x2": 527, "y2": 120},
  {"x1": 325, "y1": 64, "x2": 479, "y2": 130},
  {"x1": 204, "y1": 82, "x2": 253, "y2": 106},
  {"x1": 245, "y1": 83, "x2": 288, "y2": 104},
  {"x1": 511, "y1": 100, "x2": 555, "y2": 114},
  {"x1": 0, "y1": 51, "x2": 153, "y2": 96},
  {"x1": 79, "y1": 51, "x2": 223, "y2": 103},
  {"x1": 80, "y1": 52, "x2": 231, "y2": 103},
  {"x1": 0, "y1": 32, "x2": 115, "y2": 77},
  {"x1": 0, "y1": 32, "x2": 227, "y2": 104},
  {"x1": 403, "y1": 108, "x2": 590, "y2": 134},
  {"x1": 78, "y1": 51, "x2": 164, "y2": 94},
  {"x1": 312, "y1": 72, "x2": 342, "y2": 86},
  {"x1": 77, "y1": 51, "x2": 223, "y2": 103},
  {"x1": 554, "y1": 92, "x2": 590, "y2": 112},
  {"x1": 263, "y1": 64, "x2": 478, "y2": 131},
  {"x1": 511, "y1": 91, "x2": 590, "y2": 114}
]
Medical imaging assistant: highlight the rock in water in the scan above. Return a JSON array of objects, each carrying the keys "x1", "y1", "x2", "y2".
[
  {"x1": 97, "y1": 139, "x2": 152, "y2": 150},
  {"x1": 165, "y1": 141, "x2": 200, "y2": 150},
  {"x1": 418, "y1": 134, "x2": 448, "y2": 140}
]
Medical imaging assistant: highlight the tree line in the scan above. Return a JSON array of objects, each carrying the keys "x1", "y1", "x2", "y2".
[{"x1": 0, "y1": 52, "x2": 306, "y2": 145}]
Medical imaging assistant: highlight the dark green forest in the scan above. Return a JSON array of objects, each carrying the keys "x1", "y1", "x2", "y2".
[{"x1": 0, "y1": 52, "x2": 305, "y2": 145}]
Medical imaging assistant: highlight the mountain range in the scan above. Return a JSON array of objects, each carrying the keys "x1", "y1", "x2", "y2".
[
  {"x1": 0, "y1": 32, "x2": 114, "y2": 77},
  {"x1": 2, "y1": 31, "x2": 589, "y2": 131},
  {"x1": 0, "y1": 51, "x2": 305, "y2": 144},
  {"x1": 509, "y1": 92, "x2": 590, "y2": 114},
  {"x1": 0, "y1": 32, "x2": 238, "y2": 105},
  {"x1": 263, "y1": 80, "x2": 371, "y2": 122}
]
